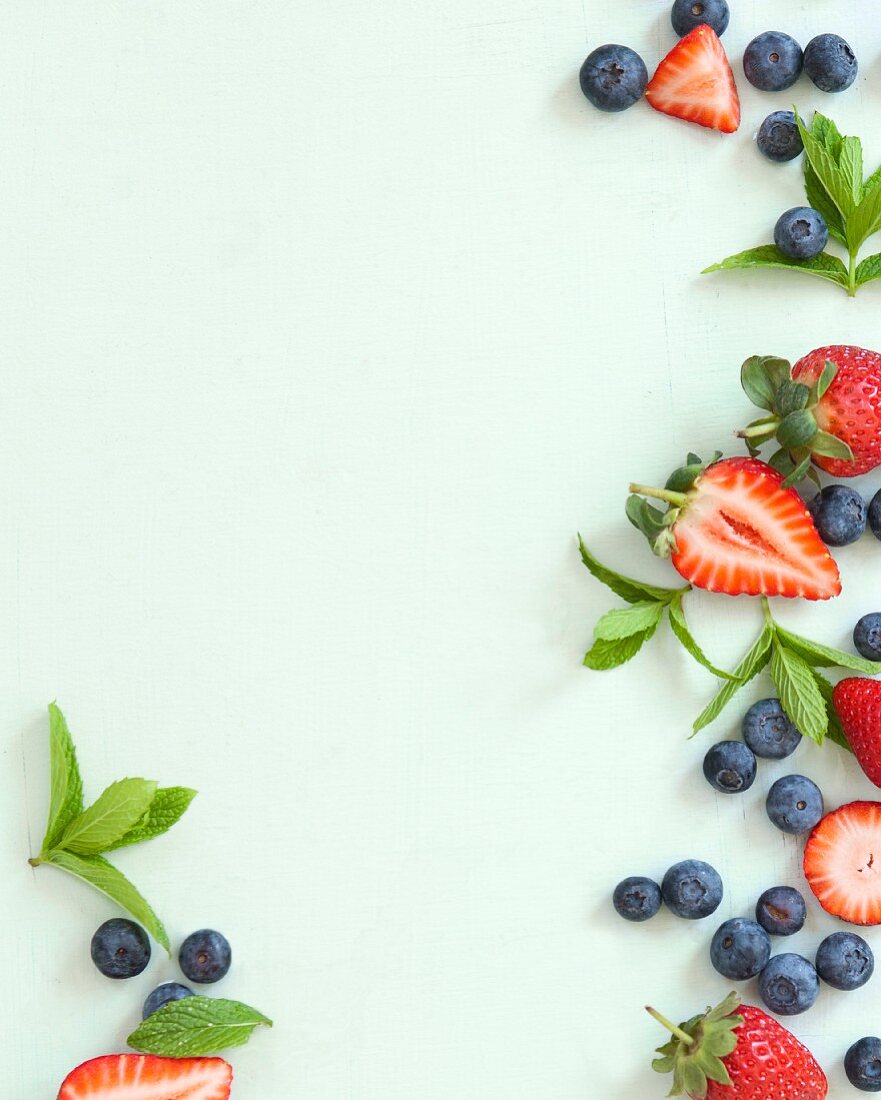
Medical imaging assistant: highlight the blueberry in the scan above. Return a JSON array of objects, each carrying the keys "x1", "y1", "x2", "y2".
[
  {"x1": 579, "y1": 45, "x2": 648, "y2": 113},
  {"x1": 612, "y1": 876, "x2": 662, "y2": 922},
  {"x1": 774, "y1": 206, "x2": 828, "y2": 260},
  {"x1": 142, "y1": 981, "x2": 195, "y2": 1020},
  {"x1": 766, "y1": 775, "x2": 824, "y2": 835},
  {"x1": 743, "y1": 32, "x2": 803, "y2": 92},
  {"x1": 755, "y1": 886, "x2": 807, "y2": 936},
  {"x1": 757, "y1": 111, "x2": 803, "y2": 163},
  {"x1": 670, "y1": 0, "x2": 729, "y2": 38},
  {"x1": 661, "y1": 859, "x2": 723, "y2": 920},
  {"x1": 742, "y1": 698, "x2": 802, "y2": 759},
  {"x1": 807, "y1": 484, "x2": 867, "y2": 546},
  {"x1": 702, "y1": 741, "x2": 757, "y2": 794},
  {"x1": 804, "y1": 34, "x2": 857, "y2": 93},
  {"x1": 90, "y1": 918, "x2": 151, "y2": 979},
  {"x1": 845, "y1": 1037, "x2": 881, "y2": 1091},
  {"x1": 855, "y1": 614, "x2": 881, "y2": 662},
  {"x1": 816, "y1": 932, "x2": 874, "y2": 991},
  {"x1": 759, "y1": 953, "x2": 819, "y2": 1015},
  {"x1": 869, "y1": 488, "x2": 881, "y2": 541},
  {"x1": 710, "y1": 918, "x2": 771, "y2": 980},
  {"x1": 179, "y1": 928, "x2": 232, "y2": 984}
]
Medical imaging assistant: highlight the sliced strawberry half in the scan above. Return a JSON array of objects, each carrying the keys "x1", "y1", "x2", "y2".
[
  {"x1": 57, "y1": 1054, "x2": 232, "y2": 1100},
  {"x1": 833, "y1": 678, "x2": 881, "y2": 786},
  {"x1": 646, "y1": 25, "x2": 741, "y2": 133},
  {"x1": 803, "y1": 802, "x2": 881, "y2": 925}
]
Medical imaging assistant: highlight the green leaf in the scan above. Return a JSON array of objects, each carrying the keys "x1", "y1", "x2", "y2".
[
  {"x1": 58, "y1": 778, "x2": 158, "y2": 855},
  {"x1": 692, "y1": 624, "x2": 774, "y2": 734},
  {"x1": 839, "y1": 135, "x2": 864, "y2": 207},
  {"x1": 740, "y1": 357, "x2": 780, "y2": 411},
  {"x1": 667, "y1": 597, "x2": 739, "y2": 681},
  {"x1": 809, "y1": 669, "x2": 852, "y2": 753},
  {"x1": 103, "y1": 787, "x2": 197, "y2": 851},
  {"x1": 41, "y1": 703, "x2": 85, "y2": 853},
  {"x1": 864, "y1": 161, "x2": 881, "y2": 200},
  {"x1": 847, "y1": 176, "x2": 881, "y2": 251},
  {"x1": 814, "y1": 360, "x2": 838, "y2": 402},
  {"x1": 578, "y1": 537, "x2": 682, "y2": 604},
  {"x1": 703, "y1": 246, "x2": 849, "y2": 289},
  {"x1": 583, "y1": 621, "x2": 660, "y2": 671},
  {"x1": 810, "y1": 430, "x2": 854, "y2": 461},
  {"x1": 856, "y1": 253, "x2": 881, "y2": 288},
  {"x1": 769, "y1": 642, "x2": 828, "y2": 744},
  {"x1": 127, "y1": 996, "x2": 272, "y2": 1057},
  {"x1": 796, "y1": 110, "x2": 855, "y2": 219},
  {"x1": 45, "y1": 849, "x2": 170, "y2": 951},
  {"x1": 777, "y1": 410, "x2": 817, "y2": 450},
  {"x1": 773, "y1": 626, "x2": 881, "y2": 674},
  {"x1": 625, "y1": 495, "x2": 668, "y2": 543},
  {"x1": 594, "y1": 601, "x2": 664, "y2": 641},
  {"x1": 776, "y1": 380, "x2": 810, "y2": 416},
  {"x1": 780, "y1": 452, "x2": 813, "y2": 488}
]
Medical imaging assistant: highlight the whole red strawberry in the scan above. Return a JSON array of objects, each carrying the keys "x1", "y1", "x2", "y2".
[
  {"x1": 833, "y1": 678, "x2": 881, "y2": 786},
  {"x1": 648, "y1": 991, "x2": 827, "y2": 1099}
]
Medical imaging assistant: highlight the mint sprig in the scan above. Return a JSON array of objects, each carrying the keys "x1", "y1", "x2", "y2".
[
  {"x1": 704, "y1": 110, "x2": 881, "y2": 296},
  {"x1": 127, "y1": 996, "x2": 272, "y2": 1057},
  {"x1": 29, "y1": 704, "x2": 197, "y2": 952}
]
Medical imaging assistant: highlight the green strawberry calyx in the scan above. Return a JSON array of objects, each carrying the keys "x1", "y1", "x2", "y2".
[
  {"x1": 627, "y1": 451, "x2": 722, "y2": 559},
  {"x1": 737, "y1": 355, "x2": 854, "y2": 487},
  {"x1": 647, "y1": 991, "x2": 743, "y2": 1098}
]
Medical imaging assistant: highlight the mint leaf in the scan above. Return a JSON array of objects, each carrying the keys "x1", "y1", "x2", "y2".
[
  {"x1": 808, "y1": 669, "x2": 852, "y2": 753},
  {"x1": 811, "y1": 112, "x2": 844, "y2": 160},
  {"x1": 578, "y1": 536, "x2": 681, "y2": 604},
  {"x1": 41, "y1": 703, "x2": 84, "y2": 852},
  {"x1": 804, "y1": 161, "x2": 846, "y2": 245},
  {"x1": 773, "y1": 626, "x2": 880, "y2": 674},
  {"x1": 58, "y1": 778, "x2": 158, "y2": 855},
  {"x1": 796, "y1": 111, "x2": 855, "y2": 219},
  {"x1": 770, "y1": 642, "x2": 827, "y2": 743},
  {"x1": 668, "y1": 597, "x2": 739, "y2": 681},
  {"x1": 864, "y1": 162, "x2": 881, "y2": 200},
  {"x1": 104, "y1": 787, "x2": 197, "y2": 851},
  {"x1": 702, "y1": 246, "x2": 849, "y2": 288},
  {"x1": 846, "y1": 177, "x2": 881, "y2": 252},
  {"x1": 692, "y1": 624, "x2": 774, "y2": 734},
  {"x1": 127, "y1": 996, "x2": 272, "y2": 1057},
  {"x1": 839, "y1": 136, "x2": 864, "y2": 208},
  {"x1": 856, "y1": 253, "x2": 881, "y2": 287},
  {"x1": 45, "y1": 849, "x2": 170, "y2": 951},
  {"x1": 584, "y1": 621, "x2": 660, "y2": 671},
  {"x1": 594, "y1": 601, "x2": 664, "y2": 641}
]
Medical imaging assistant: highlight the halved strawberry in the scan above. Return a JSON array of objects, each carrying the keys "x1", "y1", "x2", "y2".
[
  {"x1": 57, "y1": 1054, "x2": 232, "y2": 1100},
  {"x1": 645, "y1": 25, "x2": 741, "y2": 133},
  {"x1": 833, "y1": 678, "x2": 881, "y2": 787},
  {"x1": 803, "y1": 802, "x2": 881, "y2": 925},
  {"x1": 627, "y1": 454, "x2": 841, "y2": 600}
]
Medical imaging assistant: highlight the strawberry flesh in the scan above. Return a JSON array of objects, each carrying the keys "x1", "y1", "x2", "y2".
[
  {"x1": 57, "y1": 1054, "x2": 233, "y2": 1100},
  {"x1": 833, "y1": 678, "x2": 881, "y2": 786},
  {"x1": 803, "y1": 801, "x2": 881, "y2": 925},
  {"x1": 645, "y1": 25, "x2": 741, "y2": 133}
]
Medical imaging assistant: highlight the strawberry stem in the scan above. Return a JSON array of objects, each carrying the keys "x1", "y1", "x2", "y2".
[
  {"x1": 628, "y1": 484, "x2": 687, "y2": 508},
  {"x1": 736, "y1": 420, "x2": 779, "y2": 440},
  {"x1": 645, "y1": 1006, "x2": 695, "y2": 1046}
]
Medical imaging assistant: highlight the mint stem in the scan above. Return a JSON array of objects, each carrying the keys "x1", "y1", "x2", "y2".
[
  {"x1": 760, "y1": 595, "x2": 775, "y2": 628},
  {"x1": 645, "y1": 1006, "x2": 694, "y2": 1046},
  {"x1": 628, "y1": 484, "x2": 687, "y2": 507}
]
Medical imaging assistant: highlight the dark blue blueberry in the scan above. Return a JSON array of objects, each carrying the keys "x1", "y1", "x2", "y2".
[
  {"x1": 90, "y1": 918, "x2": 151, "y2": 979},
  {"x1": 766, "y1": 775, "x2": 824, "y2": 835},
  {"x1": 142, "y1": 981, "x2": 195, "y2": 1020},
  {"x1": 758, "y1": 953, "x2": 819, "y2": 1015},
  {"x1": 742, "y1": 698, "x2": 802, "y2": 759},
  {"x1": 804, "y1": 34, "x2": 857, "y2": 92},
  {"x1": 869, "y1": 488, "x2": 881, "y2": 542},
  {"x1": 757, "y1": 111, "x2": 803, "y2": 162},
  {"x1": 710, "y1": 918, "x2": 771, "y2": 980},
  {"x1": 755, "y1": 886, "x2": 807, "y2": 936},
  {"x1": 816, "y1": 932, "x2": 874, "y2": 991},
  {"x1": 670, "y1": 0, "x2": 729, "y2": 37},
  {"x1": 807, "y1": 484, "x2": 867, "y2": 546},
  {"x1": 179, "y1": 928, "x2": 232, "y2": 984},
  {"x1": 702, "y1": 741, "x2": 757, "y2": 794},
  {"x1": 854, "y1": 614, "x2": 881, "y2": 662},
  {"x1": 612, "y1": 876, "x2": 662, "y2": 922},
  {"x1": 743, "y1": 32, "x2": 803, "y2": 92},
  {"x1": 774, "y1": 206, "x2": 828, "y2": 260},
  {"x1": 845, "y1": 1037, "x2": 881, "y2": 1091},
  {"x1": 579, "y1": 45, "x2": 648, "y2": 112},
  {"x1": 661, "y1": 859, "x2": 723, "y2": 920}
]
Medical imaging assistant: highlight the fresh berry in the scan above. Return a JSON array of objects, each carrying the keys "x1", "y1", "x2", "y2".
[
  {"x1": 612, "y1": 876, "x2": 662, "y2": 922},
  {"x1": 579, "y1": 45, "x2": 648, "y2": 112},
  {"x1": 757, "y1": 110, "x2": 803, "y2": 162},
  {"x1": 870, "y1": 488, "x2": 881, "y2": 539},
  {"x1": 743, "y1": 32, "x2": 803, "y2": 92},
  {"x1": 834, "y1": 680, "x2": 881, "y2": 786},
  {"x1": 703, "y1": 740, "x2": 757, "y2": 793},
  {"x1": 803, "y1": 801, "x2": 881, "y2": 924},
  {"x1": 759, "y1": 953, "x2": 820, "y2": 1015},
  {"x1": 661, "y1": 859, "x2": 723, "y2": 919},
  {"x1": 854, "y1": 614, "x2": 881, "y2": 662},
  {"x1": 845, "y1": 1037, "x2": 881, "y2": 1092},
  {"x1": 628, "y1": 455, "x2": 840, "y2": 600},
  {"x1": 803, "y1": 34, "x2": 858, "y2": 92},
  {"x1": 179, "y1": 928, "x2": 232, "y2": 984},
  {"x1": 670, "y1": 0, "x2": 729, "y2": 38},
  {"x1": 142, "y1": 981, "x2": 195, "y2": 1020},
  {"x1": 742, "y1": 698, "x2": 802, "y2": 759},
  {"x1": 766, "y1": 775, "x2": 824, "y2": 835},
  {"x1": 807, "y1": 484, "x2": 866, "y2": 545},
  {"x1": 645, "y1": 26, "x2": 740, "y2": 134},
  {"x1": 57, "y1": 1054, "x2": 233, "y2": 1100},
  {"x1": 648, "y1": 990, "x2": 827, "y2": 1099},
  {"x1": 815, "y1": 931, "x2": 874, "y2": 991},
  {"x1": 90, "y1": 918, "x2": 151, "y2": 979},
  {"x1": 756, "y1": 886, "x2": 807, "y2": 936},
  {"x1": 711, "y1": 918, "x2": 771, "y2": 980},
  {"x1": 774, "y1": 206, "x2": 828, "y2": 260}
]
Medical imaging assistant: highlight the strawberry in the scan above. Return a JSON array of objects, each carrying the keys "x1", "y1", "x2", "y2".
[
  {"x1": 627, "y1": 453, "x2": 841, "y2": 600},
  {"x1": 648, "y1": 990, "x2": 826, "y2": 1099},
  {"x1": 739, "y1": 347, "x2": 881, "y2": 480},
  {"x1": 57, "y1": 1054, "x2": 232, "y2": 1100},
  {"x1": 803, "y1": 801, "x2": 881, "y2": 925},
  {"x1": 833, "y1": 678, "x2": 881, "y2": 786},
  {"x1": 645, "y1": 25, "x2": 741, "y2": 134}
]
